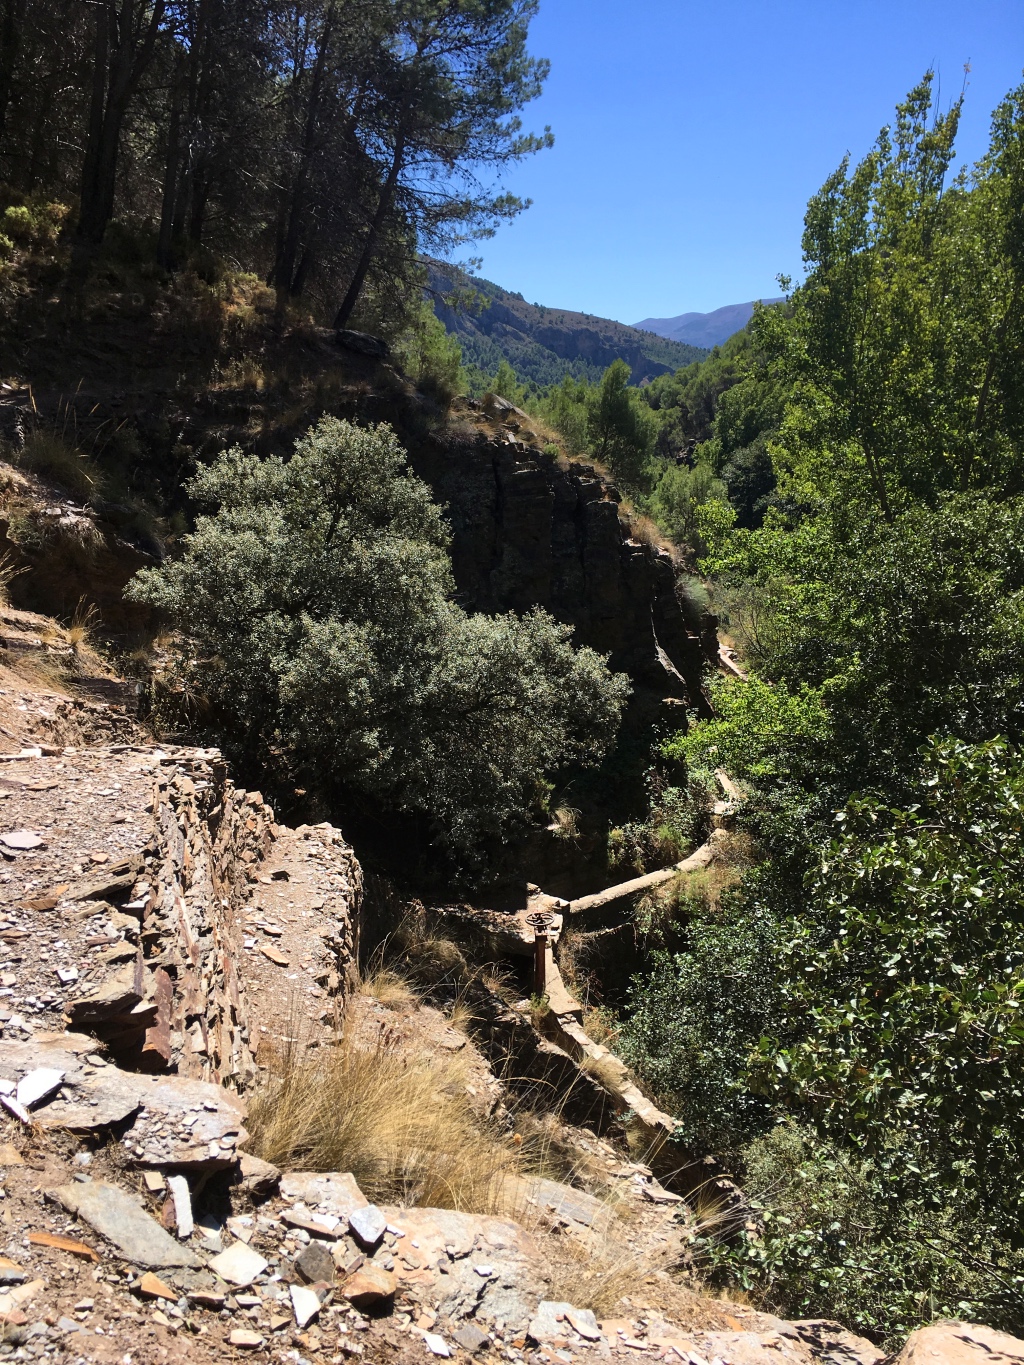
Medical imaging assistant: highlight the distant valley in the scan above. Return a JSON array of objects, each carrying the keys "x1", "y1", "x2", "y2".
[
  {"x1": 427, "y1": 261, "x2": 708, "y2": 387},
  {"x1": 633, "y1": 297, "x2": 786, "y2": 349}
]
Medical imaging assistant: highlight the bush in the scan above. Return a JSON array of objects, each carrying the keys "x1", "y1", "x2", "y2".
[
  {"x1": 705, "y1": 1124, "x2": 1024, "y2": 1346},
  {"x1": 128, "y1": 417, "x2": 630, "y2": 873},
  {"x1": 647, "y1": 461, "x2": 735, "y2": 558},
  {"x1": 619, "y1": 901, "x2": 779, "y2": 1155}
]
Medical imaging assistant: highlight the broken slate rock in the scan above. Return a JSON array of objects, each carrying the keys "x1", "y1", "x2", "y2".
[
  {"x1": 348, "y1": 1203, "x2": 387, "y2": 1249},
  {"x1": 280, "y1": 1171, "x2": 368, "y2": 1221},
  {"x1": 0, "y1": 1038, "x2": 249, "y2": 1166},
  {"x1": 566, "y1": 1308, "x2": 602, "y2": 1341},
  {"x1": 528, "y1": 1302, "x2": 579, "y2": 1346},
  {"x1": 341, "y1": 1262, "x2": 396, "y2": 1309},
  {"x1": 138, "y1": 1273, "x2": 176, "y2": 1301},
  {"x1": 208, "y1": 1242, "x2": 268, "y2": 1288},
  {"x1": 290, "y1": 1283, "x2": 321, "y2": 1329},
  {"x1": 51, "y1": 1182, "x2": 201, "y2": 1269},
  {"x1": 453, "y1": 1323, "x2": 490, "y2": 1354},
  {"x1": 0, "y1": 1257, "x2": 26, "y2": 1286},
  {"x1": 294, "y1": 1240, "x2": 335, "y2": 1286},
  {"x1": 66, "y1": 961, "x2": 141, "y2": 1025},
  {"x1": 15, "y1": 1069, "x2": 63, "y2": 1110},
  {"x1": 166, "y1": 1174, "x2": 193, "y2": 1239},
  {"x1": 238, "y1": 1152, "x2": 280, "y2": 1198},
  {"x1": 1, "y1": 831, "x2": 43, "y2": 850},
  {"x1": 229, "y1": 1330, "x2": 264, "y2": 1349}
]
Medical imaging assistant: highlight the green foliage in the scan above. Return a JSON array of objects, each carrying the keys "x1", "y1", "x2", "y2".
[
  {"x1": 586, "y1": 359, "x2": 658, "y2": 489},
  {"x1": 628, "y1": 76, "x2": 1024, "y2": 1344},
  {"x1": 394, "y1": 301, "x2": 466, "y2": 405},
  {"x1": 641, "y1": 325, "x2": 785, "y2": 528},
  {"x1": 667, "y1": 676, "x2": 831, "y2": 788},
  {"x1": 619, "y1": 904, "x2": 778, "y2": 1155},
  {"x1": 645, "y1": 462, "x2": 732, "y2": 558},
  {"x1": 706, "y1": 1124, "x2": 1024, "y2": 1346},
  {"x1": 764, "y1": 74, "x2": 1024, "y2": 518},
  {"x1": 128, "y1": 417, "x2": 629, "y2": 874},
  {"x1": 757, "y1": 738, "x2": 1024, "y2": 1218},
  {"x1": 489, "y1": 358, "x2": 527, "y2": 405}
]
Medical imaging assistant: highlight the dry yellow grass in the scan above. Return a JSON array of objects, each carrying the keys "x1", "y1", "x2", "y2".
[
  {"x1": 247, "y1": 1026, "x2": 523, "y2": 1212},
  {"x1": 359, "y1": 968, "x2": 418, "y2": 1009}
]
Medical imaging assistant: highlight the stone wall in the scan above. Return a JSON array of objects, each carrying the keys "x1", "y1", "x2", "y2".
[{"x1": 129, "y1": 749, "x2": 358, "y2": 1086}]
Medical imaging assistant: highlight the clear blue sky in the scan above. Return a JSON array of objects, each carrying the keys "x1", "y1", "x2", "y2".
[{"x1": 460, "y1": 0, "x2": 1023, "y2": 324}]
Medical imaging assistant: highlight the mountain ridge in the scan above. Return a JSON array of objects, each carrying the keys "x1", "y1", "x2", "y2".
[
  {"x1": 633, "y1": 297, "x2": 786, "y2": 348},
  {"x1": 427, "y1": 260, "x2": 708, "y2": 387}
]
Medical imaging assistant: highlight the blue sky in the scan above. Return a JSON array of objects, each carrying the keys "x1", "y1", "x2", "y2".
[{"x1": 460, "y1": 0, "x2": 1023, "y2": 324}]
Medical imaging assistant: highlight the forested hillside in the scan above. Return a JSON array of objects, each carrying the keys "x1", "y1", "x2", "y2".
[
  {"x1": 427, "y1": 259, "x2": 706, "y2": 387},
  {"x1": 2, "y1": 2, "x2": 1024, "y2": 1354}
]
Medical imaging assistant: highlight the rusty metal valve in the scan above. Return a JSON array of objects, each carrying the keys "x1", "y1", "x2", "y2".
[{"x1": 526, "y1": 910, "x2": 555, "y2": 996}]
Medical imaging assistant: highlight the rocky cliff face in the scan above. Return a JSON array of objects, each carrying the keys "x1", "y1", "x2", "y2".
[{"x1": 409, "y1": 413, "x2": 711, "y2": 713}]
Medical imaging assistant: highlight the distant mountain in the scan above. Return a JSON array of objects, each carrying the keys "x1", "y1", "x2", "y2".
[
  {"x1": 427, "y1": 261, "x2": 708, "y2": 388},
  {"x1": 632, "y1": 298, "x2": 785, "y2": 350}
]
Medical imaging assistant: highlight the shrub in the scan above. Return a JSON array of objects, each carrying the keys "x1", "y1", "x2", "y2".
[
  {"x1": 394, "y1": 301, "x2": 465, "y2": 405},
  {"x1": 705, "y1": 1124, "x2": 1024, "y2": 1346},
  {"x1": 647, "y1": 461, "x2": 736, "y2": 559},
  {"x1": 128, "y1": 417, "x2": 630, "y2": 872},
  {"x1": 619, "y1": 902, "x2": 779, "y2": 1155}
]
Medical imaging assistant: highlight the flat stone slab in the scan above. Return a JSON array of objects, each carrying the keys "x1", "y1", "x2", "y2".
[
  {"x1": 0, "y1": 1038, "x2": 247, "y2": 1167},
  {"x1": 51, "y1": 1181, "x2": 202, "y2": 1268},
  {"x1": 348, "y1": 1202, "x2": 387, "y2": 1248},
  {"x1": 279, "y1": 1172, "x2": 368, "y2": 1221},
  {"x1": 208, "y1": 1242, "x2": 268, "y2": 1288}
]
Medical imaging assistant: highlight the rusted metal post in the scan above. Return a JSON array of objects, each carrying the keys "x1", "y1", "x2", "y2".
[{"x1": 527, "y1": 910, "x2": 554, "y2": 996}]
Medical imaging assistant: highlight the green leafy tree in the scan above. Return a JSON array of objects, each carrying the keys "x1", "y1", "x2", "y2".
[
  {"x1": 764, "y1": 73, "x2": 1024, "y2": 519},
  {"x1": 128, "y1": 417, "x2": 629, "y2": 872},
  {"x1": 647, "y1": 461, "x2": 735, "y2": 559},
  {"x1": 586, "y1": 358, "x2": 657, "y2": 489},
  {"x1": 758, "y1": 737, "x2": 1024, "y2": 1220}
]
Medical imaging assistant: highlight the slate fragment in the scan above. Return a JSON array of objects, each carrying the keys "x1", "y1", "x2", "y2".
[{"x1": 51, "y1": 1182, "x2": 201, "y2": 1268}]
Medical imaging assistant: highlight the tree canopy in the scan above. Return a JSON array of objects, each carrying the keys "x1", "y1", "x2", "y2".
[{"x1": 128, "y1": 417, "x2": 630, "y2": 874}]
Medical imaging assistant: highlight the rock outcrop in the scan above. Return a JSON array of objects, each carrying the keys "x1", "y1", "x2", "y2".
[{"x1": 410, "y1": 425, "x2": 710, "y2": 709}]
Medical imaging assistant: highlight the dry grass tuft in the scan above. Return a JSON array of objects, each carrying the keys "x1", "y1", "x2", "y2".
[
  {"x1": 360, "y1": 968, "x2": 418, "y2": 1010},
  {"x1": 446, "y1": 997, "x2": 476, "y2": 1032},
  {"x1": 18, "y1": 430, "x2": 103, "y2": 503},
  {"x1": 66, "y1": 597, "x2": 101, "y2": 654},
  {"x1": 247, "y1": 1025, "x2": 522, "y2": 1212},
  {"x1": 545, "y1": 1241, "x2": 654, "y2": 1317},
  {"x1": 549, "y1": 804, "x2": 581, "y2": 840},
  {"x1": 0, "y1": 552, "x2": 25, "y2": 607}
]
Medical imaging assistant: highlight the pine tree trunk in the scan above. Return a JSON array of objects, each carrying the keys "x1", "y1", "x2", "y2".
[
  {"x1": 332, "y1": 132, "x2": 406, "y2": 331},
  {"x1": 157, "y1": 49, "x2": 184, "y2": 267}
]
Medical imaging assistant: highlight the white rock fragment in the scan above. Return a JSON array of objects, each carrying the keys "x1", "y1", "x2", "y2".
[
  {"x1": 290, "y1": 1283, "x2": 320, "y2": 1328},
  {"x1": 208, "y1": 1241, "x2": 268, "y2": 1288},
  {"x1": 16, "y1": 1068, "x2": 64, "y2": 1109},
  {"x1": 423, "y1": 1333, "x2": 451, "y2": 1357},
  {"x1": 0, "y1": 1093, "x2": 30, "y2": 1124},
  {"x1": 0, "y1": 831, "x2": 42, "y2": 850},
  {"x1": 166, "y1": 1174, "x2": 193, "y2": 1239},
  {"x1": 348, "y1": 1203, "x2": 387, "y2": 1248}
]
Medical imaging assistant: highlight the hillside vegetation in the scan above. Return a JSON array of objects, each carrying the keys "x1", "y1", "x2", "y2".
[
  {"x1": 1, "y1": 3, "x2": 1024, "y2": 1351},
  {"x1": 427, "y1": 259, "x2": 707, "y2": 389},
  {"x1": 602, "y1": 72, "x2": 1024, "y2": 1343}
]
